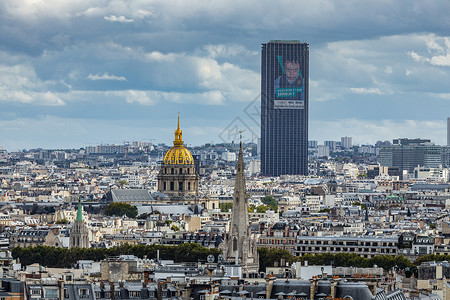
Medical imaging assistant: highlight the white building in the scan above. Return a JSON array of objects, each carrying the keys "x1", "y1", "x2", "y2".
[
  {"x1": 305, "y1": 195, "x2": 322, "y2": 212},
  {"x1": 221, "y1": 151, "x2": 236, "y2": 162},
  {"x1": 341, "y1": 136, "x2": 352, "y2": 149},
  {"x1": 317, "y1": 145, "x2": 329, "y2": 158}
]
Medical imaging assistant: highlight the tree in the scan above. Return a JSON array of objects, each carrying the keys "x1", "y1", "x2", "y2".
[
  {"x1": 55, "y1": 218, "x2": 69, "y2": 224},
  {"x1": 118, "y1": 180, "x2": 129, "y2": 188},
  {"x1": 104, "y1": 202, "x2": 138, "y2": 218},
  {"x1": 262, "y1": 196, "x2": 278, "y2": 212},
  {"x1": 137, "y1": 213, "x2": 151, "y2": 219},
  {"x1": 219, "y1": 202, "x2": 233, "y2": 212},
  {"x1": 256, "y1": 205, "x2": 267, "y2": 213},
  {"x1": 12, "y1": 243, "x2": 220, "y2": 268},
  {"x1": 258, "y1": 247, "x2": 296, "y2": 272}
]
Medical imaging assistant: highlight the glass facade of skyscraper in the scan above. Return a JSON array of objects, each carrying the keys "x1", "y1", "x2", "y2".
[{"x1": 261, "y1": 41, "x2": 309, "y2": 176}]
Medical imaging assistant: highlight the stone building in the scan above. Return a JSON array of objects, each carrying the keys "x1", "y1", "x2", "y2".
[
  {"x1": 157, "y1": 116, "x2": 199, "y2": 197},
  {"x1": 69, "y1": 201, "x2": 89, "y2": 248}
]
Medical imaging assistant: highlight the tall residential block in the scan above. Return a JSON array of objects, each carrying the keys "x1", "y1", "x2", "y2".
[
  {"x1": 341, "y1": 136, "x2": 352, "y2": 149},
  {"x1": 261, "y1": 41, "x2": 309, "y2": 176}
]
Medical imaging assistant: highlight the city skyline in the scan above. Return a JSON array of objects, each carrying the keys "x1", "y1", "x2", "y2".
[{"x1": 0, "y1": 1, "x2": 450, "y2": 151}]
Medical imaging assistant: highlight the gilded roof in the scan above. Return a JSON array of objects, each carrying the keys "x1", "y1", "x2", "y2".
[{"x1": 162, "y1": 116, "x2": 194, "y2": 165}]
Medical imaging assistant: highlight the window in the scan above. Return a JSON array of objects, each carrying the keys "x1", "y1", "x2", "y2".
[
  {"x1": 79, "y1": 288, "x2": 90, "y2": 297},
  {"x1": 44, "y1": 288, "x2": 58, "y2": 298},
  {"x1": 188, "y1": 182, "x2": 191, "y2": 190},
  {"x1": 171, "y1": 168, "x2": 174, "y2": 174},
  {"x1": 179, "y1": 168, "x2": 182, "y2": 174},
  {"x1": 170, "y1": 182, "x2": 174, "y2": 190},
  {"x1": 179, "y1": 182, "x2": 183, "y2": 191}
]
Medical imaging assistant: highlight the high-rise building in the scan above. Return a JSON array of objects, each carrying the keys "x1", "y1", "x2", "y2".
[
  {"x1": 317, "y1": 145, "x2": 330, "y2": 158},
  {"x1": 261, "y1": 40, "x2": 309, "y2": 176},
  {"x1": 308, "y1": 140, "x2": 318, "y2": 149},
  {"x1": 341, "y1": 136, "x2": 352, "y2": 149},
  {"x1": 447, "y1": 117, "x2": 450, "y2": 146},
  {"x1": 324, "y1": 140, "x2": 337, "y2": 150}
]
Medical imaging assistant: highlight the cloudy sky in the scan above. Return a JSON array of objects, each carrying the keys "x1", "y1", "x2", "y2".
[{"x1": 1, "y1": 0, "x2": 450, "y2": 150}]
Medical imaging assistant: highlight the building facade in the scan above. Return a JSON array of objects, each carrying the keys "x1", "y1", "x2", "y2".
[
  {"x1": 294, "y1": 236, "x2": 398, "y2": 259},
  {"x1": 261, "y1": 41, "x2": 309, "y2": 176},
  {"x1": 379, "y1": 139, "x2": 444, "y2": 173},
  {"x1": 157, "y1": 117, "x2": 199, "y2": 197}
]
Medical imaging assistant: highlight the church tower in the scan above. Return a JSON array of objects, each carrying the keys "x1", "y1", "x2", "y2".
[
  {"x1": 69, "y1": 200, "x2": 89, "y2": 248},
  {"x1": 157, "y1": 116, "x2": 199, "y2": 197},
  {"x1": 223, "y1": 141, "x2": 259, "y2": 275}
]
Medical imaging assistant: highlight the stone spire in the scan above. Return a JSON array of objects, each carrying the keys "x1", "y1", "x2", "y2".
[
  {"x1": 223, "y1": 141, "x2": 259, "y2": 274},
  {"x1": 229, "y1": 141, "x2": 249, "y2": 250}
]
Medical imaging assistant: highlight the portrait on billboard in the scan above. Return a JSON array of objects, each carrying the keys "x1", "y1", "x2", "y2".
[{"x1": 273, "y1": 55, "x2": 304, "y2": 109}]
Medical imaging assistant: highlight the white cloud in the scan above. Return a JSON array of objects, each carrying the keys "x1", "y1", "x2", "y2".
[
  {"x1": 349, "y1": 87, "x2": 383, "y2": 95},
  {"x1": 104, "y1": 15, "x2": 134, "y2": 23},
  {"x1": 408, "y1": 51, "x2": 430, "y2": 63},
  {"x1": 408, "y1": 35, "x2": 450, "y2": 66},
  {"x1": 64, "y1": 89, "x2": 226, "y2": 106},
  {"x1": 430, "y1": 54, "x2": 450, "y2": 66},
  {"x1": 144, "y1": 51, "x2": 178, "y2": 62},
  {"x1": 112, "y1": 89, "x2": 226, "y2": 106},
  {"x1": 87, "y1": 73, "x2": 127, "y2": 81},
  {"x1": 0, "y1": 63, "x2": 65, "y2": 106},
  {"x1": 204, "y1": 44, "x2": 258, "y2": 58}
]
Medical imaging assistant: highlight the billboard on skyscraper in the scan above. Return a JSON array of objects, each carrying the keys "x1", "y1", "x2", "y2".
[{"x1": 273, "y1": 52, "x2": 304, "y2": 109}]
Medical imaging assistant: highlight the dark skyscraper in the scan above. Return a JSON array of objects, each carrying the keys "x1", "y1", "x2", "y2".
[
  {"x1": 447, "y1": 117, "x2": 450, "y2": 146},
  {"x1": 261, "y1": 41, "x2": 309, "y2": 176}
]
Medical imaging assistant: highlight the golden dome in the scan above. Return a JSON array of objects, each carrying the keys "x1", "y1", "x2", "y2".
[{"x1": 162, "y1": 116, "x2": 195, "y2": 165}]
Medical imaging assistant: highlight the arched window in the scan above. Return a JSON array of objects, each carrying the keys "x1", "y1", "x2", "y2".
[
  {"x1": 163, "y1": 182, "x2": 166, "y2": 190},
  {"x1": 179, "y1": 182, "x2": 183, "y2": 191},
  {"x1": 171, "y1": 168, "x2": 174, "y2": 174},
  {"x1": 188, "y1": 182, "x2": 191, "y2": 190},
  {"x1": 179, "y1": 168, "x2": 183, "y2": 174},
  {"x1": 170, "y1": 182, "x2": 174, "y2": 190},
  {"x1": 233, "y1": 237, "x2": 238, "y2": 252},
  {"x1": 187, "y1": 168, "x2": 190, "y2": 174}
]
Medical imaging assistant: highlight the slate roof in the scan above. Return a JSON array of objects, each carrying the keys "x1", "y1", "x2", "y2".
[{"x1": 107, "y1": 189, "x2": 155, "y2": 203}]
